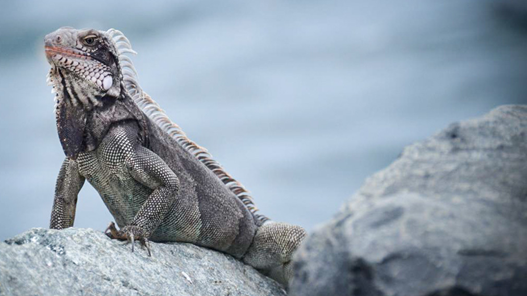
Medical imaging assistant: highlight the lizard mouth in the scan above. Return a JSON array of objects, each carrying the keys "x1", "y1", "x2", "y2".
[
  {"x1": 45, "y1": 46, "x2": 91, "y2": 59},
  {"x1": 45, "y1": 46, "x2": 92, "y2": 67}
]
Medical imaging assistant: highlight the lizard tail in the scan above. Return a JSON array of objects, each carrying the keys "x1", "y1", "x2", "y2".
[{"x1": 106, "y1": 29, "x2": 270, "y2": 225}]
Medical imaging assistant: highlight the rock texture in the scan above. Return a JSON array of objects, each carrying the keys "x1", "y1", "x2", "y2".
[
  {"x1": 0, "y1": 228, "x2": 285, "y2": 296},
  {"x1": 290, "y1": 105, "x2": 527, "y2": 296}
]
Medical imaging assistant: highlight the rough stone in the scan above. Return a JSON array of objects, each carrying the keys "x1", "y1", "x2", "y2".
[
  {"x1": 0, "y1": 228, "x2": 286, "y2": 296},
  {"x1": 290, "y1": 105, "x2": 527, "y2": 296}
]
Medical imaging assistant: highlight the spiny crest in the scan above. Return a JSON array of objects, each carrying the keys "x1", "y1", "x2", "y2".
[{"x1": 106, "y1": 29, "x2": 269, "y2": 224}]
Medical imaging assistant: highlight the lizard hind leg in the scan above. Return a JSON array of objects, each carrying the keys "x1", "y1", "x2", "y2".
[{"x1": 242, "y1": 222, "x2": 307, "y2": 287}]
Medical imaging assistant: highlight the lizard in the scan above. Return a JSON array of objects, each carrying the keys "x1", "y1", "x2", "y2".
[{"x1": 44, "y1": 27, "x2": 306, "y2": 287}]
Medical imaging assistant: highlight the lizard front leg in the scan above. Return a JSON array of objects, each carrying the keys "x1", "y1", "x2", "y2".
[
  {"x1": 105, "y1": 145, "x2": 180, "y2": 255},
  {"x1": 50, "y1": 158, "x2": 85, "y2": 229}
]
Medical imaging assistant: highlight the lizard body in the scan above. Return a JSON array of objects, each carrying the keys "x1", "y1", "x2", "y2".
[{"x1": 45, "y1": 27, "x2": 305, "y2": 286}]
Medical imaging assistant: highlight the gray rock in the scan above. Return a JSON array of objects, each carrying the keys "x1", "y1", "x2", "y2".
[
  {"x1": 290, "y1": 105, "x2": 527, "y2": 296},
  {"x1": 0, "y1": 228, "x2": 286, "y2": 296}
]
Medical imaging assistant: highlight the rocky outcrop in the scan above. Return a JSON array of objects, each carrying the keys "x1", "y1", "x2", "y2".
[
  {"x1": 290, "y1": 105, "x2": 527, "y2": 296},
  {"x1": 0, "y1": 228, "x2": 285, "y2": 296}
]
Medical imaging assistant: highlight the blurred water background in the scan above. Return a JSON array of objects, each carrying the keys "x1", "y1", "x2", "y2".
[{"x1": 0, "y1": 0, "x2": 526, "y2": 241}]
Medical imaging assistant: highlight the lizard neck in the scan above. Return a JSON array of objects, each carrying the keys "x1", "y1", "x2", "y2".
[
  {"x1": 54, "y1": 72, "x2": 148, "y2": 159},
  {"x1": 84, "y1": 90, "x2": 149, "y2": 152}
]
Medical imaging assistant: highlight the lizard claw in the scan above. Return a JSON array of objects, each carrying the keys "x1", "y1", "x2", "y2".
[
  {"x1": 130, "y1": 232, "x2": 135, "y2": 252},
  {"x1": 105, "y1": 221, "x2": 120, "y2": 239},
  {"x1": 142, "y1": 238, "x2": 152, "y2": 257},
  {"x1": 104, "y1": 221, "x2": 152, "y2": 256}
]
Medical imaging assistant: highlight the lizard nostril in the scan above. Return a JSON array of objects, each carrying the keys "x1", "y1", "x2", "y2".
[{"x1": 55, "y1": 35, "x2": 62, "y2": 44}]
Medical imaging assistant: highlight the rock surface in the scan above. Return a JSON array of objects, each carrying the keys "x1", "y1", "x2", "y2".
[
  {"x1": 0, "y1": 228, "x2": 285, "y2": 296},
  {"x1": 290, "y1": 105, "x2": 527, "y2": 296}
]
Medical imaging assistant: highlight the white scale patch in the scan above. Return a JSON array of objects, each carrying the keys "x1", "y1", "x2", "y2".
[{"x1": 103, "y1": 76, "x2": 113, "y2": 90}]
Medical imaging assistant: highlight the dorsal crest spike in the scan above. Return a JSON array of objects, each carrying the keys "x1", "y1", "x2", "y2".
[{"x1": 106, "y1": 28, "x2": 269, "y2": 224}]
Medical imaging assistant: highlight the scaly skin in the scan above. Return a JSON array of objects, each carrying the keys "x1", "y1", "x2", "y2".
[{"x1": 45, "y1": 27, "x2": 306, "y2": 286}]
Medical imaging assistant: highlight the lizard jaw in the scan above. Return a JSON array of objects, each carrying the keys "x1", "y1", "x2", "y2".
[{"x1": 45, "y1": 45, "x2": 114, "y2": 91}]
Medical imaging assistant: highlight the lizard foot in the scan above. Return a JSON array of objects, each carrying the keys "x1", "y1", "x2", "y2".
[{"x1": 105, "y1": 222, "x2": 152, "y2": 256}]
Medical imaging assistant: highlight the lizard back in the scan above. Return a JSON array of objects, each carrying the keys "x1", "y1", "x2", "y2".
[{"x1": 106, "y1": 29, "x2": 269, "y2": 225}]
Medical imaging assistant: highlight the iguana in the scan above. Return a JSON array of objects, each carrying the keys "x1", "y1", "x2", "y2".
[{"x1": 44, "y1": 27, "x2": 306, "y2": 286}]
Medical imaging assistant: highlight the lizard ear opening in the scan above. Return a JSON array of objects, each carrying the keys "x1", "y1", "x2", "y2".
[{"x1": 102, "y1": 47, "x2": 122, "y2": 99}]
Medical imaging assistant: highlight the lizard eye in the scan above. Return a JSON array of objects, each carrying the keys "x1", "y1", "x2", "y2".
[{"x1": 83, "y1": 35, "x2": 97, "y2": 46}]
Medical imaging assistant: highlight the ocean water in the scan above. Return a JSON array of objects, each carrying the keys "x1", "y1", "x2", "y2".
[{"x1": 0, "y1": 0, "x2": 526, "y2": 240}]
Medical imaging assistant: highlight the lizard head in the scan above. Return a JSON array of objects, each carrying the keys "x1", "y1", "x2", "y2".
[
  {"x1": 44, "y1": 27, "x2": 144, "y2": 158},
  {"x1": 45, "y1": 27, "x2": 122, "y2": 106}
]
